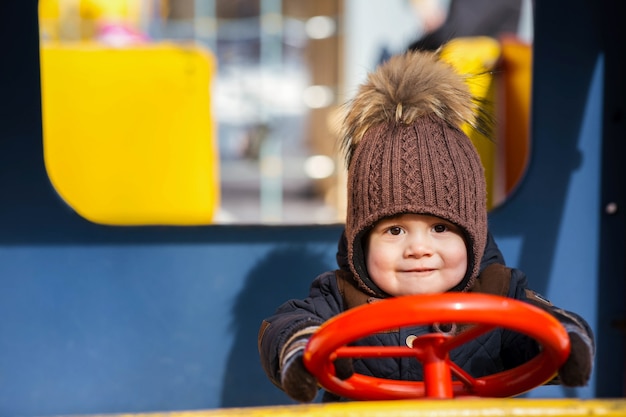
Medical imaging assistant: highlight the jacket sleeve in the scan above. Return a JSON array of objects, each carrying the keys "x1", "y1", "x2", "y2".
[
  {"x1": 505, "y1": 268, "x2": 595, "y2": 386},
  {"x1": 258, "y1": 271, "x2": 344, "y2": 388}
]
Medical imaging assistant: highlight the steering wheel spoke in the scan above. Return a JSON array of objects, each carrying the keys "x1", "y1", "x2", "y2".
[
  {"x1": 443, "y1": 323, "x2": 497, "y2": 351},
  {"x1": 448, "y1": 360, "x2": 479, "y2": 390}
]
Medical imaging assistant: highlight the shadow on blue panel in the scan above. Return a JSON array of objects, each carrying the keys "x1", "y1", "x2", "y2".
[{"x1": 220, "y1": 245, "x2": 334, "y2": 407}]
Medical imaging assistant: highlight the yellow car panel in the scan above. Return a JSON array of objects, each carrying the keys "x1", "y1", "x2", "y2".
[{"x1": 40, "y1": 42, "x2": 219, "y2": 225}]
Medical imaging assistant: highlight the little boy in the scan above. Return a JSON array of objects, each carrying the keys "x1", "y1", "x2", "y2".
[{"x1": 258, "y1": 50, "x2": 594, "y2": 403}]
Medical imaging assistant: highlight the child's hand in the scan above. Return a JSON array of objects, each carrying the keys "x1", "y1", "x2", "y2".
[
  {"x1": 550, "y1": 307, "x2": 595, "y2": 386},
  {"x1": 544, "y1": 305, "x2": 594, "y2": 386},
  {"x1": 281, "y1": 349, "x2": 319, "y2": 402},
  {"x1": 334, "y1": 357, "x2": 355, "y2": 380},
  {"x1": 558, "y1": 328, "x2": 594, "y2": 386},
  {"x1": 524, "y1": 291, "x2": 595, "y2": 386},
  {"x1": 279, "y1": 325, "x2": 321, "y2": 402},
  {"x1": 279, "y1": 324, "x2": 355, "y2": 402},
  {"x1": 281, "y1": 351, "x2": 354, "y2": 402}
]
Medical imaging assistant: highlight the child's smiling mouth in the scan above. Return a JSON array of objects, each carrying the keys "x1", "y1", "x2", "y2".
[{"x1": 401, "y1": 268, "x2": 436, "y2": 275}]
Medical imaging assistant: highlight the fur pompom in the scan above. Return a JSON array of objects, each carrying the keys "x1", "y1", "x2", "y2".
[{"x1": 339, "y1": 50, "x2": 478, "y2": 165}]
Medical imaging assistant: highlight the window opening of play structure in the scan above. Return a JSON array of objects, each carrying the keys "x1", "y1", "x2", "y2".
[{"x1": 37, "y1": 0, "x2": 534, "y2": 226}]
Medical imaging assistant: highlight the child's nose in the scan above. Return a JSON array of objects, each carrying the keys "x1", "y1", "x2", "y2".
[{"x1": 404, "y1": 233, "x2": 433, "y2": 257}]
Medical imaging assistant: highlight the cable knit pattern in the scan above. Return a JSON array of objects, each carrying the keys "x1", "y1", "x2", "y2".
[
  {"x1": 432, "y1": 121, "x2": 456, "y2": 211},
  {"x1": 401, "y1": 126, "x2": 419, "y2": 205},
  {"x1": 367, "y1": 132, "x2": 384, "y2": 217}
]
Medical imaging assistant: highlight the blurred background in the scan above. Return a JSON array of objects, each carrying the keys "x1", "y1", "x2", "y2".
[{"x1": 37, "y1": 0, "x2": 533, "y2": 225}]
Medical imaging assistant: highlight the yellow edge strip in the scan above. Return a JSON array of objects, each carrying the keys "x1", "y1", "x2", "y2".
[{"x1": 80, "y1": 399, "x2": 626, "y2": 417}]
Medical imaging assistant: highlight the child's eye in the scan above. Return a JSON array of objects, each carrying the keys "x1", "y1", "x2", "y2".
[
  {"x1": 433, "y1": 224, "x2": 448, "y2": 233},
  {"x1": 387, "y1": 226, "x2": 404, "y2": 236}
]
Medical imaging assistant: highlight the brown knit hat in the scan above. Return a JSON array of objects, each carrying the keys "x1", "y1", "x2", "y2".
[{"x1": 340, "y1": 50, "x2": 488, "y2": 297}]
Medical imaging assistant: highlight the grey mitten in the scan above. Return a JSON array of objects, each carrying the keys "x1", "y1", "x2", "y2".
[
  {"x1": 279, "y1": 326, "x2": 356, "y2": 402},
  {"x1": 524, "y1": 290, "x2": 595, "y2": 386},
  {"x1": 279, "y1": 326, "x2": 320, "y2": 402},
  {"x1": 552, "y1": 308, "x2": 595, "y2": 386},
  {"x1": 334, "y1": 357, "x2": 355, "y2": 380},
  {"x1": 281, "y1": 348, "x2": 319, "y2": 402}
]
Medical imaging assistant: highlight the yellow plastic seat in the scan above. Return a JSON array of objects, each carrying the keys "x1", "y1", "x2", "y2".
[
  {"x1": 439, "y1": 36, "x2": 501, "y2": 209},
  {"x1": 40, "y1": 42, "x2": 220, "y2": 225},
  {"x1": 498, "y1": 34, "x2": 532, "y2": 197},
  {"x1": 439, "y1": 35, "x2": 533, "y2": 209}
]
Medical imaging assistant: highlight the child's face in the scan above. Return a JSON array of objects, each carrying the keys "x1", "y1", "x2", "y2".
[{"x1": 365, "y1": 213, "x2": 467, "y2": 296}]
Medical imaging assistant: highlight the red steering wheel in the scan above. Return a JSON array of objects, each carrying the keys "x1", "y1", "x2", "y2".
[{"x1": 303, "y1": 293, "x2": 570, "y2": 400}]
